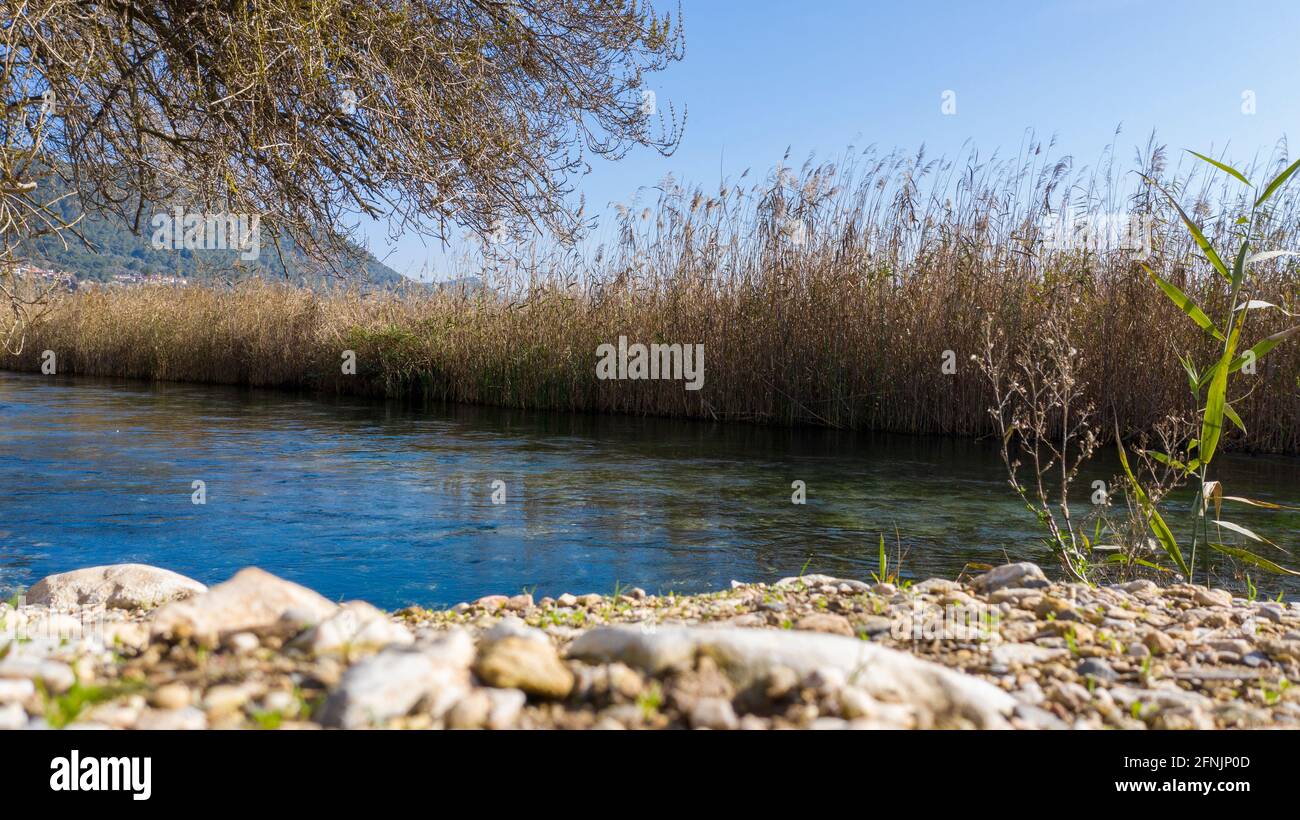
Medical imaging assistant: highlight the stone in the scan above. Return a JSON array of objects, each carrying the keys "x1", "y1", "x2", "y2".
[
  {"x1": 226, "y1": 631, "x2": 260, "y2": 654},
  {"x1": 839, "y1": 686, "x2": 884, "y2": 721},
  {"x1": 1113, "y1": 580, "x2": 1157, "y2": 595},
  {"x1": 134, "y1": 706, "x2": 207, "y2": 730},
  {"x1": 1034, "y1": 596, "x2": 1077, "y2": 619},
  {"x1": 1111, "y1": 685, "x2": 1212, "y2": 713},
  {"x1": 1076, "y1": 658, "x2": 1118, "y2": 682},
  {"x1": 475, "y1": 637, "x2": 574, "y2": 699},
  {"x1": 150, "y1": 567, "x2": 337, "y2": 644},
  {"x1": 484, "y1": 687, "x2": 526, "y2": 729},
  {"x1": 689, "y1": 697, "x2": 738, "y2": 730},
  {"x1": 475, "y1": 595, "x2": 509, "y2": 611},
  {"x1": 415, "y1": 627, "x2": 477, "y2": 667},
  {"x1": 79, "y1": 703, "x2": 138, "y2": 729},
  {"x1": 0, "y1": 702, "x2": 27, "y2": 730},
  {"x1": 0, "y1": 657, "x2": 75, "y2": 693},
  {"x1": 1013, "y1": 703, "x2": 1069, "y2": 730},
  {"x1": 1144, "y1": 629, "x2": 1177, "y2": 656},
  {"x1": 567, "y1": 626, "x2": 1015, "y2": 728},
  {"x1": 764, "y1": 665, "x2": 800, "y2": 700},
  {"x1": 1206, "y1": 638, "x2": 1253, "y2": 655},
  {"x1": 913, "y1": 578, "x2": 960, "y2": 594},
  {"x1": 102, "y1": 622, "x2": 149, "y2": 650},
  {"x1": 989, "y1": 587, "x2": 1043, "y2": 605},
  {"x1": 991, "y1": 643, "x2": 1068, "y2": 666},
  {"x1": 0, "y1": 678, "x2": 35, "y2": 703},
  {"x1": 970, "y1": 562, "x2": 1049, "y2": 593},
  {"x1": 793, "y1": 612, "x2": 854, "y2": 637},
  {"x1": 775, "y1": 573, "x2": 863, "y2": 590},
  {"x1": 150, "y1": 683, "x2": 191, "y2": 710},
  {"x1": 855, "y1": 616, "x2": 893, "y2": 637},
  {"x1": 294, "y1": 601, "x2": 413, "y2": 655},
  {"x1": 445, "y1": 690, "x2": 492, "y2": 729},
  {"x1": 202, "y1": 684, "x2": 253, "y2": 714},
  {"x1": 26, "y1": 563, "x2": 206, "y2": 610},
  {"x1": 481, "y1": 615, "x2": 549, "y2": 646},
  {"x1": 556, "y1": 593, "x2": 578, "y2": 607},
  {"x1": 803, "y1": 666, "x2": 848, "y2": 693},
  {"x1": 318, "y1": 631, "x2": 474, "y2": 729},
  {"x1": 506, "y1": 593, "x2": 534, "y2": 611},
  {"x1": 1195, "y1": 588, "x2": 1233, "y2": 608}
]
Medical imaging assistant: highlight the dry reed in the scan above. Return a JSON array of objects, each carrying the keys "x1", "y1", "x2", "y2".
[{"x1": 4, "y1": 133, "x2": 1298, "y2": 452}]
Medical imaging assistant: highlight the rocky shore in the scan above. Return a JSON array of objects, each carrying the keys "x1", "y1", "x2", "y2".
[{"x1": 2, "y1": 562, "x2": 1298, "y2": 730}]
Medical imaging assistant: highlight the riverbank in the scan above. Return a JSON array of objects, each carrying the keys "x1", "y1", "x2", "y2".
[
  {"x1": 2, "y1": 562, "x2": 1297, "y2": 730},
  {"x1": 3, "y1": 262, "x2": 1298, "y2": 452}
]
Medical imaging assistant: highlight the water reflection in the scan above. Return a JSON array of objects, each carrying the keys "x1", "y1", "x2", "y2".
[{"x1": 1, "y1": 371, "x2": 1296, "y2": 608}]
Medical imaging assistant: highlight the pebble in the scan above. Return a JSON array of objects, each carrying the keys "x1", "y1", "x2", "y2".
[
  {"x1": 474, "y1": 636, "x2": 574, "y2": 698},
  {"x1": 150, "y1": 683, "x2": 191, "y2": 710},
  {"x1": 689, "y1": 697, "x2": 738, "y2": 730},
  {"x1": 4, "y1": 562, "x2": 1295, "y2": 731}
]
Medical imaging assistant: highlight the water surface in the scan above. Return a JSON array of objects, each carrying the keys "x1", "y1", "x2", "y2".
[{"x1": 2, "y1": 371, "x2": 1297, "y2": 608}]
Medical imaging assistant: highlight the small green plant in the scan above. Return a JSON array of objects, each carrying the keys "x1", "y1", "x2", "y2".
[
  {"x1": 869, "y1": 528, "x2": 910, "y2": 586},
  {"x1": 636, "y1": 682, "x2": 663, "y2": 719},
  {"x1": 1261, "y1": 677, "x2": 1290, "y2": 706},
  {"x1": 40, "y1": 677, "x2": 140, "y2": 729},
  {"x1": 250, "y1": 709, "x2": 285, "y2": 729}
]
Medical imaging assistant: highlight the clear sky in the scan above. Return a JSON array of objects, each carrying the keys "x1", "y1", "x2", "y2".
[{"x1": 365, "y1": 0, "x2": 1300, "y2": 280}]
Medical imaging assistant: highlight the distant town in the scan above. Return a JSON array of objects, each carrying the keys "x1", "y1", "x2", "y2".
[{"x1": 13, "y1": 260, "x2": 189, "y2": 290}]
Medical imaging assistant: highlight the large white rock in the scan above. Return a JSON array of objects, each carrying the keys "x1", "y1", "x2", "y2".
[
  {"x1": 26, "y1": 564, "x2": 207, "y2": 610},
  {"x1": 318, "y1": 629, "x2": 474, "y2": 729},
  {"x1": 150, "y1": 567, "x2": 336, "y2": 644},
  {"x1": 293, "y1": 601, "x2": 414, "y2": 655},
  {"x1": 567, "y1": 625, "x2": 1016, "y2": 729},
  {"x1": 970, "y1": 562, "x2": 1050, "y2": 593}
]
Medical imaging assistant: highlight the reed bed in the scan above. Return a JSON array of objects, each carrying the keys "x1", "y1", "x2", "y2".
[{"x1": 4, "y1": 134, "x2": 1299, "y2": 452}]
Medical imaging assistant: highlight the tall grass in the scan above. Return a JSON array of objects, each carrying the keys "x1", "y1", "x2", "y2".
[{"x1": 4, "y1": 133, "x2": 1298, "y2": 452}]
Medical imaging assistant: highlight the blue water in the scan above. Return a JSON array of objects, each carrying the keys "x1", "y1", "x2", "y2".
[{"x1": 1, "y1": 371, "x2": 1297, "y2": 608}]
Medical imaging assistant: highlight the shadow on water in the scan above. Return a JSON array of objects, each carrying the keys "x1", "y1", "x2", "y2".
[{"x1": 1, "y1": 371, "x2": 1297, "y2": 608}]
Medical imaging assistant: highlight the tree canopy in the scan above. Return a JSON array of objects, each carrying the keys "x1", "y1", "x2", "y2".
[{"x1": 1, "y1": 0, "x2": 684, "y2": 347}]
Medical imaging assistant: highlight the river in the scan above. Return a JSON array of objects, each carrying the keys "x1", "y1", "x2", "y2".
[{"x1": 2, "y1": 371, "x2": 1297, "y2": 608}]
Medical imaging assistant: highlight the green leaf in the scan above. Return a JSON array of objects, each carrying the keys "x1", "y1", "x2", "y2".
[
  {"x1": 1206, "y1": 543, "x2": 1300, "y2": 576},
  {"x1": 1226, "y1": 325, "x2": 1299, "y2": 374},
  {"x1": 1106, "y1": 555, "x2": 1174, "y2": 573},
  {"x1": 1200, "y1": 318, "x2": 1242, "y2": 466},
  {"x1": 1254, "y1": 157, "x2": 1300, "y2": 208},
  {"x1": 1223, "y1": 402, "x2": 1246, "y2": 434},
  {"x1": 1141, "y1": 449, "x2": 1199, "y2": 475},
  {"x1": 1200, "y1": 358, "x2": 1228, "y2": 465},
  {"x1": 1142, "y1": 264, "x2": 1224, "y2": 341},
  {"x1": 1188, "y1": 151, "x2": 1253, "y2": 187},
  {"x1": 1149, "y1": 179, "x2": 1231, "y2": 281},
  {"x1": 1117, "y1": 431, "x2": 1189, "y2": 577},
  {"x1": 1212, "y1": 519, "x2": 1290, "y2": 554},
  {"x1": 1232, "y1": 237, "x2": 1249, "y2": 290},
  {"x1": 1177, "y1": 352, "x2": 1200, "y2": 394}
]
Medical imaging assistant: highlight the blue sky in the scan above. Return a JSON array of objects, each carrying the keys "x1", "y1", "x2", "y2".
[{"x1": 365, "y1": 0, "x2": 1300, "y2": 279}]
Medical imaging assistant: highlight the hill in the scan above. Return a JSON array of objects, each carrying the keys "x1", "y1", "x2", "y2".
[{"x1": 20, "y1": 179, "x2": 403, "y2": 287}]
